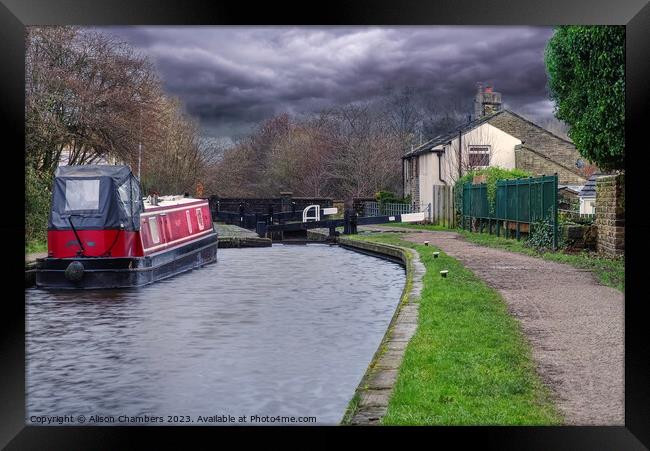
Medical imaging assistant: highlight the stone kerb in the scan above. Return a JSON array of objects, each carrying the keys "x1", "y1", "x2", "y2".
[{"x1": 336, "y1": 237, "x2": 425, "y2": 425}]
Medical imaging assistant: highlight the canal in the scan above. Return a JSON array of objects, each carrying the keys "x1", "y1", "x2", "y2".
[{"x1": 26, "y1": 244, "x2": 405, "y2": 425}]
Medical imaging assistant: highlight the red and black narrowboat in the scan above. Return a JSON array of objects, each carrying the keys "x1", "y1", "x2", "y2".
[{"x1": 35, "y1": 165, "x2": 218, "y2": 289}]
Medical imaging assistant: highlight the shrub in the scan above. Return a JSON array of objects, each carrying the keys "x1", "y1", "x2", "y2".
[
  {"x1": 454, "y1": 167, "x2": 531, "y2": 216},
  {"x1": 525, "y1": 218, "x2": 566, "y2": 251},
  {"x1": 25, "y1": 166, "x2": 52, "y2": 248},
  {"x1": 375, "y1": 190, "x2": 411, "y2": 205}
]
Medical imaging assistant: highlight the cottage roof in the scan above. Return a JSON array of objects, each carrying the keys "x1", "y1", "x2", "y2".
[
  {"x1": 559, "y1": 185, "x2": 584, "y2": 195},
  {"x1": 403, "y1": 111, "x2": 504, "y2": 158},
  {"x1": 402, "y1": 109, "x2": 576, "y2": 159},
  {"x1": 578, "y1": 174, "x2": 602, "y2": 198}
]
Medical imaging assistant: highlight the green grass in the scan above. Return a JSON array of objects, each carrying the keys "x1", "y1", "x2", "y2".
[
  {"x1": 349, "y1": 232, "x2": 562, "y2": 425},
  {"x1": 379, "y1": 223, "x2": 624, "y2": 292},
  {"x1": 25, "y1": 239, "x2": 47, "y2": 255},
  {"x1": 380, "y1": 222, "x2": 450, "y2": 232}
]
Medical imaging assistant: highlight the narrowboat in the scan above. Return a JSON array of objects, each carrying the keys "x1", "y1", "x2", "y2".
[{"x1": 35, "y1": 165, "x2": 218, "y2": 289}]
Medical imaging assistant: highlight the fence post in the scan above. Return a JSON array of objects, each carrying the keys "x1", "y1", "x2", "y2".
[
  {"x1": 329, "y1": 222, "x2": 337, "y2": 238},
  {"x1": 553, "y1": 173, "x2": 558, "y2": 250},
  {"x1": 515, "y1": 179, "x2": 520, "y2": 241},
  {"x1": 539, "y1": 178, "x2": 543, "y2": 224},
  {"x1": 239, "y1": 202, "x2": 245, "y2": 227},
  {"x1": 256, "y1": 221, "x2": 267, "y2": 238},
  {"x1": 351, "y1": 211, "x2": 358, "y2": 234},
  {"x1": 503, "y1": 182, "x2": 506, "y2": 238},
  {"x1": 466, "y1": 183, "x2": 470, "y2": 231},
  {"x1": 460, "y1": 185, "x2": 464, "y2": 230},
  {"x1": 528, "y1": 176, "x2": 532, "y2": 225}
]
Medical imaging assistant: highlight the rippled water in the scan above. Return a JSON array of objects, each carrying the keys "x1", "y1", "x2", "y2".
[{"x1": 26, "y1": 244, "x2": 405, "y2": 425}]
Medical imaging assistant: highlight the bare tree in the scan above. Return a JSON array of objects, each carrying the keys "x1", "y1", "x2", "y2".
[{"x1": 26, "y1": 27, "x2": 163, "y2": 177}]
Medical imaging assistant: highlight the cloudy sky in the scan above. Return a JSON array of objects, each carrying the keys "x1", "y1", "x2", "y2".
[{"x1": 98, "y1": 26, "x2": 557, "y2": 144}]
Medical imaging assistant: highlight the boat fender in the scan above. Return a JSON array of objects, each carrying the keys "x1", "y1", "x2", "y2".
[{"x1": 64, "y1": 261, "x2": 85, "y2": 282}]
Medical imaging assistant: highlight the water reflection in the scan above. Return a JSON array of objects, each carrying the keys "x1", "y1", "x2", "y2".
[{"x1": 26, "y1": 244, "x2": 405, "y2": 425}]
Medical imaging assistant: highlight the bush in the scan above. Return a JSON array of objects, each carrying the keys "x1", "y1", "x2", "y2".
[
  {"x1": 525, "y1": 218, "x2": 566, "y2": 252},
  {"x1": 375, "y1": 190, "x2": 411, "y2": 205},
  {"x1": 545, "y1": 26, "x2": 624, "y2": 171},
  {"x1": 25, "y1": 166, "x2": 52, "y2": 248},
  {"x1": 454, "y1": 167, "x2": 531, "y2": 217}
]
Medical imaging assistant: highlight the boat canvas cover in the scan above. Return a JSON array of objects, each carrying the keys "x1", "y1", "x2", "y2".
[{"x1": 49, "y1": 165, "x2": 143, "y2": 231}]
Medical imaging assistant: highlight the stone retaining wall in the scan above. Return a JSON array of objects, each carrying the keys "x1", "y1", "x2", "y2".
[
  {"x1": 595, "y1": 174, "x2": 624, "y2": 257},
  {"x1": 562, "y1": 223, "x2": 598, "y2": 251},
  {"x1": 335, "y1": 236, "x2": 425, "y2": 425}
]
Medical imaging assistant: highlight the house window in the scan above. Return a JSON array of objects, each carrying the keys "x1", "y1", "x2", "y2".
[{"x1": 469, "y1": 146, "x2": 490, "y2": 168}]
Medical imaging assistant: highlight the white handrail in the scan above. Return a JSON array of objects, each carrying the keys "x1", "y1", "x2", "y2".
[{"x1": 303, "y1": 204, "x2": 320, "y2": 222}]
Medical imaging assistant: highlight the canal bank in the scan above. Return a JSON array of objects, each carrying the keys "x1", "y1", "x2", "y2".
[
  {"x1": 214, "y1": 223, "x2": 272, "y2": 248},
  {"x1": 339, "y1": 237, "x2": 425, "y2": 425},
  {"x1": 307, "y1": 229, "x2": 426, "y2": 425}
]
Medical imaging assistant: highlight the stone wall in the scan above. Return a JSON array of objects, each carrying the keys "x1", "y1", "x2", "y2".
[
  {"x1": 515, "y1": 144, "x2": 586, "y2": 185},
  {"x1": 595, "y1": 174, "x2": 625, "y2": 257},
  {"x1": 488, "y1": 111, "x2": 583, "y2": 171},
  {"x1": 562, "y1": 223, "x2": 598, "y2": 251}
]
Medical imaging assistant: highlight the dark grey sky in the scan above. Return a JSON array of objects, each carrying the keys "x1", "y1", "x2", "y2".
[{"x1": 98, "y1": 26, "x2": 556, "y2": 144}]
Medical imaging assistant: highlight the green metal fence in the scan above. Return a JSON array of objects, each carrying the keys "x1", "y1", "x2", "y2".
[{"x1": 461, "y1": 174, "x2": 558, "y2": 249}]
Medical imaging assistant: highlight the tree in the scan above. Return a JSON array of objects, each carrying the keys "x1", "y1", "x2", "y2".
[
  {"x1": 25, "y1": 26, "x2": 212, "y2": 245},
  {"x1": 544, "y1": 26, "x2": 625, "y2": 171},
  {"x1": 26, "y1": 27, "x2": 162, "y2": 175}
]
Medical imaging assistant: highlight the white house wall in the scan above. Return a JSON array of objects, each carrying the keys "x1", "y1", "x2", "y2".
[
  {"x1": 404, "y1": 121, "x2": 523, "y2": 220},
  {"x1": 441, "y1": 122, "x2": 521, "y2": 185},
  {"x1": 417, "y1": 152, "x2": 436, "y2": 217}
]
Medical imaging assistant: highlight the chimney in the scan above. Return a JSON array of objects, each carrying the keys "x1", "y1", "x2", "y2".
[{"x1": 474, "y1": 83, "x2": 502, "y2": 118}]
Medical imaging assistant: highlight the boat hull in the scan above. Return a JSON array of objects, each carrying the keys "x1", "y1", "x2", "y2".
[{"x1": 35, "y1": 233, "x2": 218, "y2": 290}]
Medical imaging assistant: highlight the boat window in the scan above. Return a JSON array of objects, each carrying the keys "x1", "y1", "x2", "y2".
[
  {"x1": 118, "y1": 180, "x2": 131, "y2": 217},
  {"x1": 149, "y1": 217, "x2": 160, "y2": 244},
  {"x1": 65, "y1": 179, "x2": 100, "y2": 211},
  {"x1": 196, "y1": 208, "x2": 204, "y2": 230},
  {"x1": 131, "y1": 179, "x2": 142, "y2": 214},
  {"x1": 186, "y1": 210, "x2": 193, "y2": 234}
]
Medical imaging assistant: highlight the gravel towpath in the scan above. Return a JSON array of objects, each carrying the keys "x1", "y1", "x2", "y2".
[{"x1": 363, "y1": 227, "x2": 624, "y2": 425}]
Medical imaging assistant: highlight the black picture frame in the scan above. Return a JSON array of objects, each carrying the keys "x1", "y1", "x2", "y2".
[{"x1": 3, "y1": 0, "x2": 649, "y2": 448}]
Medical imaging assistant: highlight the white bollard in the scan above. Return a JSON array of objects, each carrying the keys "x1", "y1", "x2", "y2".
[
  {"x1": 433, "y1": 252, "x2": 440, "y2": 258},
  {"x1": 440, "y1": 270, "x2": 448, "y2": 278},
  {"x1": 424, "y1": 241, "x2": 429, "y2": 246}
]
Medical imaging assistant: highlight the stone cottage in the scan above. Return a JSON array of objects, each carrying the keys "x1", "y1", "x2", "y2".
[{"x1": 403, "y1": 84, "x2": 591, "y2": 210}]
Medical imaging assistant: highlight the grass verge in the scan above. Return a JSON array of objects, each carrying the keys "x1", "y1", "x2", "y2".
[
  {"x1": 350, "y1": 232, "x2": 562, "y2": 425},
  {"x1": 379, "y1": 223, "x2": 624, "y2": 292},
  {"x1": 25, "y1": 239, "x2": 47, "y2": 255}
]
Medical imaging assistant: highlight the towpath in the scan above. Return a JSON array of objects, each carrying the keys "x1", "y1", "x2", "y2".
[{"x1": 359, "y1": 226, "x2": 624, "y2": 426}]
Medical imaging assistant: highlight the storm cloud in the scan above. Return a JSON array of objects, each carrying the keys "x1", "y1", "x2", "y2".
[{"x1": 97, "y1": 26, "x2": 556, "y2": 142}]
